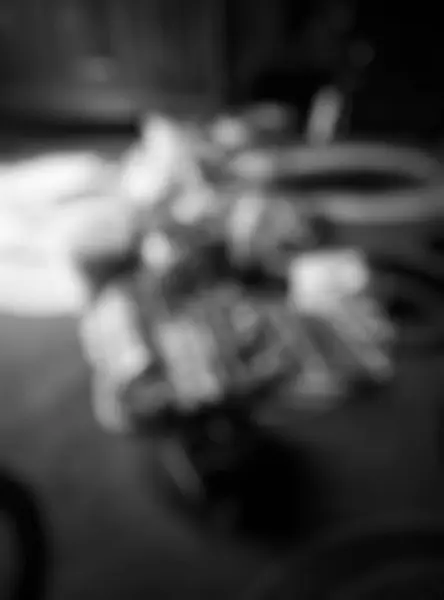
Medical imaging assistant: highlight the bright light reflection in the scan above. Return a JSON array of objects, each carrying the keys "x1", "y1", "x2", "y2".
[{"x1": 0, "y1": 151, "x2": 108, "y2": 317}]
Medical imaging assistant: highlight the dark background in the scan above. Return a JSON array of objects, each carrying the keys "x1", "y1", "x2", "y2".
[{"x1": 0, "y1": 0, "x2": 442, "y2": 137}]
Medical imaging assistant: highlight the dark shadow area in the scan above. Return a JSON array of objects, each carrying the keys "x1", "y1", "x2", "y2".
[
  {"x1": 271, "y1": 171, "x2": 424, "y2": 194},
  {"x1": 0, "y1": 470, "x2": 51, "y2": 600},
  {"x1": 248, "y1": 518, "x2": 444, "y2": 600},
  {"x1": 0, "y1": 117, "x2": 135, "y2": 164},
  {"x1": 438, "y1": 403, "x2": 444, "y2": 470},
  {"x1": 247, "y1": 70, "x2": 331, "y2": 120},
  {"x1": 370, "y1": 258, "x2": 444, "y2": 354},
  {"x1": 385, "y1": 296, "x2": 423, "y2": 325},
  {"x1": 213, "y1": 430, "x2": 327, "y2": 548},
  {"x1": 142, "y1": 417, "x2": 327, "y2": 551},
  {"x1": 427, "y1": 233, "x2": 444, "y2": 257},
  {"x1": 0, "y1": 115, "x2": 137, "y2": 137}
]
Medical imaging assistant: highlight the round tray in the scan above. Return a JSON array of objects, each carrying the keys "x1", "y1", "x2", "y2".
[{"x1": 230, "y1": 142, "x2": 444, "y2": 225}]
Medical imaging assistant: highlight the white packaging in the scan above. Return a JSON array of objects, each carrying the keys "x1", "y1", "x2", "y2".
[{"x1": 289, "y1": 248, "x2": 370, "y2": 315}]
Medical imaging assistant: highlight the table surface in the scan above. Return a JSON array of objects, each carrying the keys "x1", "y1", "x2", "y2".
[{"x1": 1, "y1": 134, "x2": 444, "y2": 600}]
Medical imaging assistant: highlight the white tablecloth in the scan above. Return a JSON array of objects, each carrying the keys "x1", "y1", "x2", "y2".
[{"x1": 0, "y1": 151, "x2": 110, "y2": 317}]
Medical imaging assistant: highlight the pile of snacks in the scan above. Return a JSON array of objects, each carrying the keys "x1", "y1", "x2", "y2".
[{"x1": 77, "y1": 111, "x2": 395, "y2": 433}]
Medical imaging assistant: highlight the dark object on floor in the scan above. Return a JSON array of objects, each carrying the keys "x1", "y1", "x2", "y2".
[
  {"x1": 0, "y1": 469, "x2": 50, "y2": 600},
  {"x1": 148, "y1": 414, "x2": 324, "y2": 548},
  {"x1": 242, "y1": 515, "x2": 444, "y2": 599}
]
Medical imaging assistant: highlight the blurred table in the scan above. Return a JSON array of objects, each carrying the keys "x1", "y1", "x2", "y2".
[
  {"x1": 0, "y1": 313, "x2": 268, "y2": 600},
  {"x1": 1, "y1": 133, "x2": 444, "y2": 599}
]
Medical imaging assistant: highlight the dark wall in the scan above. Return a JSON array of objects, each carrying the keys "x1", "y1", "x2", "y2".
[
  {"x1": 226, "y1": 0, "x2": 444, "y2": 139},
  {"x1": 350, "y1": 2, "x2": 444, "y2": 138},
  {"x1": 0, "y1": 0, "x2": 442, "y2": 135},
  {"x1": 0, "y1": 0, "x2": 224, "y2": 123},
  {"x1": 0, "y1": 0, "x2": 352, "y2": 122}
]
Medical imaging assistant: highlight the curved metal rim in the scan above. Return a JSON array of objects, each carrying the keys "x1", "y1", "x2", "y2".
[
  {"x1": 231, "y1": 142, "x2": 441, "y2": 181},
  {"x1": 312, "y1": 186, "x2": 444, "y2": 224},
  {"x1": 230, "y1": 142, "x2": 444, "y2": 224}
]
